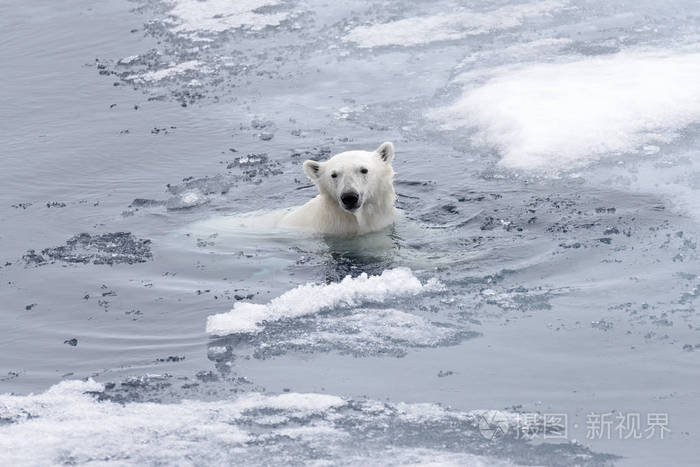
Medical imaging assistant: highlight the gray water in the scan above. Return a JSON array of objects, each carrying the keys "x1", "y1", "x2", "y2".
[{"x1": 1, "y1": 0, "x2": 699, "y2": 465}]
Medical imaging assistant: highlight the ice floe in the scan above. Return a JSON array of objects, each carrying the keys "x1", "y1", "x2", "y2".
[
  {"x1": 216, "y1": 307, "x2": 476, "y2": 359},
  {"x1": 430, "y1": 50, "x2": 700, "y2": 171},
  {"x1": 164, "y1": 0, "x2": 289, "y2": 34},
  {"x1": 0, "y1": 379, "x2": 610, "y2": 466},
  {"x1": 125, "y1": 60, "x2": 209, "y2": 83},
  {"x1": 206, "y1": 268, "x2": 444, "y2": 335},
  {"x1": 344, "y1": 1, "x2": 566, "y2": 48}
]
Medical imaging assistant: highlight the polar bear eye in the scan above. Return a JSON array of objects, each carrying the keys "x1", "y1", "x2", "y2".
[
  {"x1": 360, "y1": 168, "x2": 368, "y2": 174},
  {"x1": 331, "y1": 172, "x2": 338, "y2": 178}
]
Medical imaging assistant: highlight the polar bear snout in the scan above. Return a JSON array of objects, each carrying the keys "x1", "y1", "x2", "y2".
[{"x1": 340, "y1": 191, "x2": 361, "y2": 211}]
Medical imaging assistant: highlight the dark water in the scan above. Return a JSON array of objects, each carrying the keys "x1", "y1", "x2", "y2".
[{"x1": 1, "y1": 0, "x2": 700, "y2": 465}]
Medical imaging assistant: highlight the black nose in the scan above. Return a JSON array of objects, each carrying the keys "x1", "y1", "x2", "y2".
[{"x1": 341, "y1": 192, "x2": 360, "y2": 209}]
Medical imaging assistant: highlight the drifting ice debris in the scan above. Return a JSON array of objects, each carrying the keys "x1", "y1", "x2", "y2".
[
  {"x1": 125, "y1": 60, "x2": 208, "y2": 83},
  {"x1": 289, "y1": 146, "x2": 331, "y2": 160},
  {"x1": 224, "y1": 153, "x2": 283, "y2": 180},
  {"x1": 0, "y1": 379, "x2": 616, "y2": 466},
  {"x1": 165, "y1": 174, "x2": 233, "y2": 210},
  {"x1": 166, "y1": 188, "x2": 209, "y2": 210},
  {"x1": 129, "y1": 198, "x2": 167, "y2": 208},
  {"x1": 206, "y1": 268, "x2": 445, "y2": 336},
  {"x1": 227, "y1": 153, "x2": 269, "y2": 168},
  {"x1": 167, "y1": 174, "x2": 233, "y2": 196},
  {"x1": 23, "y1": 232, "x2": 153, "y2": 266},
  {"x1": 591, "y1": 319, "x2": 614, "y2": 331},
  {"x1": 117, "y1": 55, "x2": 139, "y2": 65}
]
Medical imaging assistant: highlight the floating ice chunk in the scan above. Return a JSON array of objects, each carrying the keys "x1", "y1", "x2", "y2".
[
  {"x1": 24, "y1": 232, "x2": 152, "y2": 266},
  {"x1": 245, "y1": 307, "x2": 472, "y2": 358},
  {"x1": 0, "y1": 380, "x2": 339, "y2": 466},
  {"x1": 207, "y1": 345, "x2": 227, "y2": 356},
  {"x1": 430, "y1": 50, "x2": 700, "y2": 171},
  {"x1": 0, "y1": 380, "x2": 606, "y2": 465},
  {"x1": 229, "y1": 392, "x2": 346, "y2": 415},
  {"x1": 456, "y1": 37, "x2": 572, "y2": 70},
  {"x1": 166, "y1": 188, "x2": 209, "y2": 210},
  {"x1": 642, "y1": 144, "x2": 660, "y2": 155},
  {"x1": 165, "y1": 0, "x2": 288, "y2": 33},
  {"x1": 206, "y1": 268, "x2": 444, "y2": 335},
  {"x1": 393, "y1": 401, "x2": 452, "y2": 422},
  {"x1": 117, "y1": 55, "x2": 140, "y2": 65},
  {"x1": 344, "y1": 1, "x2": 566, "y2": 48},
  {"x1": 311, "y1": 308, "x2": 459, "y2": 347},
  {"x1": 126, "y1": 60, "x2": 208, "y2": 83},
  {"x1": 340, "y1": 448, "x2": 518, "y2": 467}
]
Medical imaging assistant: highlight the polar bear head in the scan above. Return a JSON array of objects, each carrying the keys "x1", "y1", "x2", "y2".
[{"x1": 303, "y1": 142, "x2": 396, "y2": 216}]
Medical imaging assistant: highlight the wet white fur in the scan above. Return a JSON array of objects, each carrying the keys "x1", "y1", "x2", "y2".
[{"x1": 279, "y1": 142, "x2": 397, "y2": 235}]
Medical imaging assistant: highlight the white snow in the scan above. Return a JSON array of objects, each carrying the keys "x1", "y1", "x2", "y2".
[
  {"x1": 0, "y1": 380, "x2": 345, "y2": 466},
  {"x1": 164, "y1": 0, "x2": 288, "y2": 33},
  {"x1": 125, "y1": 60, "x2": 208, "y2": 82},
  {"x1": 117, "y1": 55, "x2": 139, "y2": 65},
  {"x1": 456, "y1": 37, "x2": 573, "y2": 70},
  {"x1": 344, "y1": 1, "x2": 566, "y2": 48},
  {"x1": 206, "y1": 268, "x2": 444, "y2": 335},
  {"x1": 338, "y1": 448, "x2": 518, "y2": 467},
  {"x1": 0, "y1": 380, "x2": 533, "y2": 466},
  {"x1": 430, "y1": 50, "x2": 700, "y2": 171}
]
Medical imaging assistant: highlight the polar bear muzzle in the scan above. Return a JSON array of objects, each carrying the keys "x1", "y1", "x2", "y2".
[{"x1": 340, "y1": 191, "x2": 361, "y2": 211}]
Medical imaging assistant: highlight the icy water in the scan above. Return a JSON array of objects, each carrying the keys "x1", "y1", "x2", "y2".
[{"x1": 1, "y1": 0, "x2": 700, "y2": 465}]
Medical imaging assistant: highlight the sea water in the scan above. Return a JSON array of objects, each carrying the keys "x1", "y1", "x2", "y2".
[{"x1": 1, "y1": 0, "x2": 699, "y2": 465}]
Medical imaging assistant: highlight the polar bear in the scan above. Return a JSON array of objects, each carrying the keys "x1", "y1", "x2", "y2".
[{"x1": 279, "y1": 142, "x2": 397, "y2": 236}]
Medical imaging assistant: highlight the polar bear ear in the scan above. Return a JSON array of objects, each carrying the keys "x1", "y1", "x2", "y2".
[
  {"x1": 303, "y1": 160, "x2": 322, "y2": 180},
  {"x1": 375, "y1": 142, "x2": 394, "y2": 164}
]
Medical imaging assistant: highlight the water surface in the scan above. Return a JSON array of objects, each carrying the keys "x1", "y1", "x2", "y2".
[{"x1": 2, "y1": 1, "x2": 700, "y2": 465}]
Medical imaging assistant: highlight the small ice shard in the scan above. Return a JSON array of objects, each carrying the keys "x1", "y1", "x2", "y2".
[{"x1": 166, "y1": 189, "x2": 208, "y2": 210}]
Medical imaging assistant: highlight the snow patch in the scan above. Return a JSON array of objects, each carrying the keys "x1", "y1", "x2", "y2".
[
  {"x1": 338, "y1": 448, "x2": 517, "y2": 467},
  {"x1": 0, "y1": 380, "x2": 573, "y2": 466},
  {"x1": 0, "y1": 380, "x2": 344, "y2": 466},
  {"x1": 430, "y1": 50, "x2": 700, "y2": 171},
  {"x1": 117, "y1": 55, "x2": 140, "y2": 65},
  {"x1": 125, "y1": 60, "x2": 208, "y2": 82},
  {"x1": 344, "y1": 1, "x2": 566, "y2": 48},
  {"x1": 206, "y1": 268, "x2": 444, "y2": 335},
  {"x1": 164, "y1": 0, "x2": 288, "y2": 34}
]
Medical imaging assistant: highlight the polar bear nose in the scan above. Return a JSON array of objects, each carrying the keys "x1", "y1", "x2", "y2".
[{"x1": 340, "y1": 191, "x2": 360, "y2": 209}]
